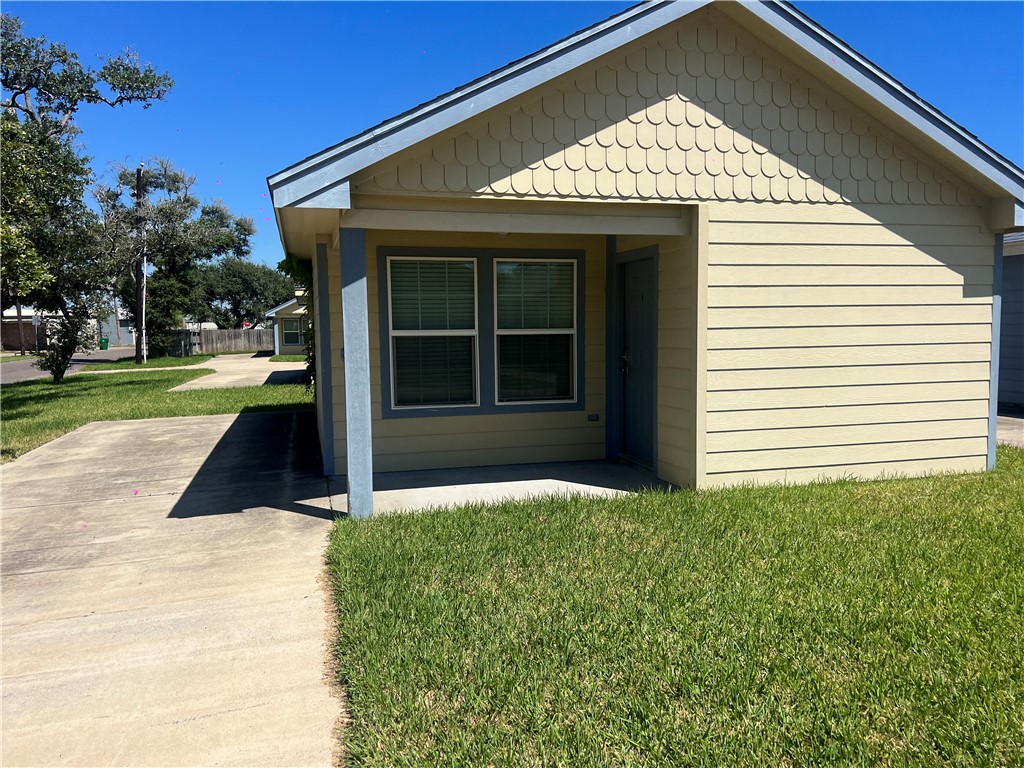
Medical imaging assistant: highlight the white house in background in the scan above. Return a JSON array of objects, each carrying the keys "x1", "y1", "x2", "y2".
[{"x1": 266, "y1": 298, "x2": 309, "y2": 355}]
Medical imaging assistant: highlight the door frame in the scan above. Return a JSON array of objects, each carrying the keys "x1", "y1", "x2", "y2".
[{"x1": 605, "y1": 237, "x2": 659, "y2": 466}]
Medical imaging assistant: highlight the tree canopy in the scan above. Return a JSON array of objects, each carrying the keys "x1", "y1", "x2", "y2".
[
  {"x1": 0, "y1": 13, "x2": 172, "y2": 378},
  {"x1": 97, "y1": 159, "x2": 257, "y2": 353},
  {"x1": 198, "y1": 258, "x2": 295, "y2": 330},
  {"x1": 1, "y1": 14, "x2": 172, "y2": 137}
]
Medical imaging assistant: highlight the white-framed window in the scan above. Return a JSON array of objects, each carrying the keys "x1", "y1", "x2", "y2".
[
  {"x1": 494, "y1": 259, "x2": 576, "y2": 403},
  {"x1": 282, "y1": 317, "x2": 307, "y2": 346},
  {"x1": 387, "y1": 257, "x2": 478, "y2": 408}
]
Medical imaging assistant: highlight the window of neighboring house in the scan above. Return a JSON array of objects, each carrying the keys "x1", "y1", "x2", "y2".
[
  {"x1": 282, "y1": 317, "x2": 307, "y2": 346},
  {"x1": 494, "y1": 260, "x2": 576, "y2": 403},
  {"x1": 388, "y1": 258, "x2": 478, "y2": 408}
]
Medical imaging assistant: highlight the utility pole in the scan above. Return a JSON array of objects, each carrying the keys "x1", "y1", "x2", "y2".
[{"x1": 134, "y1": 166, "x2": 148, "y2": 364}]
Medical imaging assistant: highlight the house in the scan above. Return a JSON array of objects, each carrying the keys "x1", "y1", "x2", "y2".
[
  {"x1": 268, "y1": 0, "x2": 1024, "y2": 517},
  {"x1": 1, "y1": 306, "x2": 55, "y2": 351},
  {"x1": 97, "y1": 311, "x2": 136, "y2": 348},
  {"x1": 266, "y1": 297, "x2": 309, "y2": 355},
  {"x1": 1001, "y1": 232, "x2": 1024, "y2": 408}
]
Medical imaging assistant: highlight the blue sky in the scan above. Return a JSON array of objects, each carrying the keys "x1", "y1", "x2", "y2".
[{"x1": 7, "y1": 1, "x2": 1023, "y2": 267}]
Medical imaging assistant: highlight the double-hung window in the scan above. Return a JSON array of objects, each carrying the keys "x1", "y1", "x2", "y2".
[
  {"x1": 282, "y1": 318, "x2": 307, "y2": 346},
  {"x1": 384, "y1": 250, "x2": 580, "y2": 415},
  {"x1": 388, "y1": 258, "x2": 478, "y2": 407},
  {"x1": 495, "y1": 260, "x2": 576, "y2": 403}
]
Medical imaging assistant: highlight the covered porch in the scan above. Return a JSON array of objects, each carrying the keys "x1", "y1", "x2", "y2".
[{"x1": 284, "y1": 199, "x2": 706, "y2": 517}]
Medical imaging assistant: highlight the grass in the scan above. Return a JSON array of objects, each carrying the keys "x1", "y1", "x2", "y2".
[
  {"x1": 80, "y1": 354, "x2": 213, "y2": 371},
  {"x1": 1, "y1": 368, "x2": 313, "y2": 461},
  {"x1": 269, "y1": 354, "x2": 306, "y2": 362},
  {"x1": 328, "y1": 447, "x2": 1024, "y2": 766},
  {"x1": 0, "y1": 354, "x2": 36, "y2": 363}
]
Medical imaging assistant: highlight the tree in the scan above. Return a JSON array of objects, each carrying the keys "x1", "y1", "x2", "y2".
[
  {"x1": 0, "y1": 114, "x2": 54, "y2": 352},
  {"x1": 97, "y1": 160, "x2": 256, "y2": 356},
  {"x1": 1, "y1": 13, "x2": 172, "y2": 380},
  {"x1": 197, "y1": 258, "x2": 294, "y2": 329},
  {"x1": 1, "y1": 14, "x2": 172, "y2": 138}
]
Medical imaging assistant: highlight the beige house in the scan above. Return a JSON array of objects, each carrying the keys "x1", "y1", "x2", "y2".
[
  {"x1": 266, "y1": 297, "x2": 309, "y2": 356},
  {"x1": 269, "y1": 0, "x2": 1023, "y2": 517}
]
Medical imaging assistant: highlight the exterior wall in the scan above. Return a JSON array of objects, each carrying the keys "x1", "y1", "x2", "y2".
[
  {"x1": 616, "y1": 230, "x2": 700, "y2": 488},
  {"x1": 324, "y1": 6, "x2": 1001, "y2": 487},
  {"x1": 1000, "y1": 239, "x2": 1024, "y2": 406},
  {"x1": 703, "y1": 200, "x2": 994, "y2": 486},
  {"x1": 329, "y1": 230, "x2": 607, "y2": 474}
]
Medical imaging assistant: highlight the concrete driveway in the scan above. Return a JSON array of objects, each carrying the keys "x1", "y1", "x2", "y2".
[
  {"x1": 169, "y1": 354, "x2": 305, "y2": 390},
  {"x1": 1, "y1": 411, "x2": 341, "y2": 767}
]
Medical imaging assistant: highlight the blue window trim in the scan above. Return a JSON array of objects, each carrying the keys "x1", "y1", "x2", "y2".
[{"x1": 377, "y1": 246, "x2": 586, "y2": 419}]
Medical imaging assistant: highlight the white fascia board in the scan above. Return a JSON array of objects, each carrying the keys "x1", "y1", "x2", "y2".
[
  {"x1": 268, "y1": 0, "x2": 710, "y2": 208},
  {"x1": 743, "y1": 1, "x2": 1024, "y2": 201}
]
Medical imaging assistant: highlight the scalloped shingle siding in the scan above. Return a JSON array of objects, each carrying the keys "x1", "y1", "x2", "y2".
[{"x1": 356, "y1": 12, "x2": 978, "y2": 206}]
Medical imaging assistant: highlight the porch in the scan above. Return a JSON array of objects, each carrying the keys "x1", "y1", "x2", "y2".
[{"x1": 295, "y1": 200, "x2": 706, "y2": 517}]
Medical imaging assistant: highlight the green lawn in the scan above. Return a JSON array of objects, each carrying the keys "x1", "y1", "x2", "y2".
[
  {"x1": 269, "y1": 354, "x2": 306, "y2": 362},
  {"x1": 81, "y1": 354, "x2": 213, "y2": 371},
  {"x1": 1, "y1": 368, "x2": 313, "y2": 461},
  {"x1": 328, "y1": 448, "x2": 1024, "y2": 766},
  {"x1": 0, "y1": 354, "x2": 36, "y2": 363}
]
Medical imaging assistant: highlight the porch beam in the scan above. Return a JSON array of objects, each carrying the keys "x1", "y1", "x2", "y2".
[
  {"x1": 339, "y1": 208, "x2": 690, "y2": 236},
  {"x1": 340, "y1": 228, "x2": 374, "y2": 518}
]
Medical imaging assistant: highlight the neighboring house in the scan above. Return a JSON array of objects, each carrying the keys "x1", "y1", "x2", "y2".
[
  {"x1": 1, "y1": 306, "x2": 55, "y2": 351},
  {"x1": 1001, "y1": 232, "x2": 1024, "y2": 408},
  {"x1": 97, "y1": 311, "x2": 136, "y2": 348},
  {"x1": 268, "y1": 0, "x2": 1023, "y2": 517},
  {"x1": 266, "y1": 298, "x2": 309, "y2": 355}
]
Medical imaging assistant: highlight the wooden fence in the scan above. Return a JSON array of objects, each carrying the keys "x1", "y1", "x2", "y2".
[{"x1": 199, "y1": 328, "x2": 274, "y2": 354}]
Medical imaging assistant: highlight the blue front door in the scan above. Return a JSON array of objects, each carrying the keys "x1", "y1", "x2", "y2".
[{"x1": 621, "y1": 256, "x2": 656, "y2": 466}]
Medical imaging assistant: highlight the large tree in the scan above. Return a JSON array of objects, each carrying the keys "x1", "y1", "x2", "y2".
[
  {"x1": 0, "y1": 13, "x2": 172, "y2": 378},
  {"x1": 197, "y1": 258, "x2": 294, "y2": 330},
  {"x1": 1, "y1": 14, "x2": 172, "y2": 137},
  {"x1": 97, "y1": 160, "x2": 256, "y2": 355}
]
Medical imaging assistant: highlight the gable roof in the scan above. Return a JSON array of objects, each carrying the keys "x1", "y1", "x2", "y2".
[
  {"x1": 266, "y1": 297, "x2": 300, "y2": 317},
  {"x1": 268, "y1": 0, "x2": 1023, "y2": 224}
]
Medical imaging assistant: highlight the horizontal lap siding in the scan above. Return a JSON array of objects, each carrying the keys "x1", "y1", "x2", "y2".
[
  {"x1": 704, "y1": 201, "x2": 994, "y2": 486},
  {"x1": 657, "y1": 236, "x2": 697, "y2": 487},
  {"x1": 330, "y1": 229, "x2": 607, "y2": 474}
]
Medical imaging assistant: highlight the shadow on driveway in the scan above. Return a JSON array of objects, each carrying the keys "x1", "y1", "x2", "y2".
[{"x1": 168, "y1": 409, "x2": 336, "y2": 520}]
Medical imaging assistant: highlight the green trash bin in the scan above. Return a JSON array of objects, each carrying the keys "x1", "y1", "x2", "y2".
[{"x1": 99, "y1": 337, "x2": 109, "y2": 350}]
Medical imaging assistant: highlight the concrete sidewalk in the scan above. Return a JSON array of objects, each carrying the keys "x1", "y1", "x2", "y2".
[
  {"x1": 1, "y1": 412, "x2": 340, "y2": 767},
  {"x1": 169, "y1": 354, "x2": 305, "y2": 390}
]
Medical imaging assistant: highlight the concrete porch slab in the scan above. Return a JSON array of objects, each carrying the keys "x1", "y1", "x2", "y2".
[
  {"x1": 330, "y1": 460, "x2": 668, "y2": 515},
  {"x1": 997, "y1": 414, "x2": 1024, "y2": 447}
]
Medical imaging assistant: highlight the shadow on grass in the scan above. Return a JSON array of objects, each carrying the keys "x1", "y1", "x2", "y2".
[
  {"x1": 264, "y1": 370, "x2": 306, "y2": 386},
  {"x1": 167, "y1": 409, "x2": 334, "y2": 520}
]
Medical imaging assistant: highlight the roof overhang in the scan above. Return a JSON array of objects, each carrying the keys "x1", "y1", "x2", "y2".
[
  {"x1": 266, "y1": 297, "x2": 301, "y2": 317},
  {"x1": 268, "y1": 0, "x2": 1024, "y2": 233}
]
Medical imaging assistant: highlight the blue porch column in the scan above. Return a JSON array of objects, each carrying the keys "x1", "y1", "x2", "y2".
[{"x1": 340, "y1": 227, "x2": 374, "y2": 517}]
